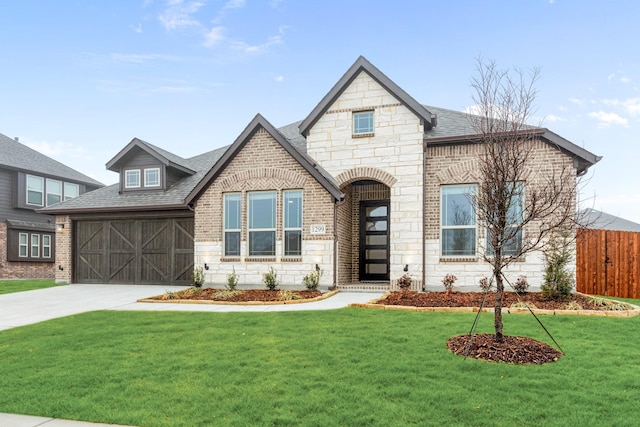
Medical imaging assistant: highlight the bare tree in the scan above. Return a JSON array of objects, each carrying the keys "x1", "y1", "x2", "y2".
[{"x1": 469, "y1": 59, "x2": 577, "y2": 342}]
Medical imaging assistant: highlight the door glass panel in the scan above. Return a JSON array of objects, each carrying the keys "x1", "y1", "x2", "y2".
[
  {"x1": 366, "y1": 249, "x2": 387, "y2": 259},
  {"x1": 366, "y1": 235, "x2": 387, "y2": 245},
  {"x1": 366, "y1": 206, "x2": 387, "y2": 217},
  {"x1": 366, "y1": 264, "x2": 387, "y2": 274},
  {"x1": 366, "y1": 220, "x2": 387, "y2": 231}
]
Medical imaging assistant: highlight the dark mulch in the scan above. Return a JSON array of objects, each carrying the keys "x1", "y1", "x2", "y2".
[
  {"x1": 376, "y1": 290, "x2": 601, "y2": 310},
  {"x1": 447, "y1": 334, "x2": 564, "y2": 364},
  {"x1": 153, "y1": 288, "x2": 323, "y2": 302}
]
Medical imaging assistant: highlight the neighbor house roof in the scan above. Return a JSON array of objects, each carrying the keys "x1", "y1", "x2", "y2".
[
  {"x1": 298, "y1": 56, "x2": 436, "y2": 137},
  {"x1": 580, "y1": 208, "x2": 640, "y2": 232},
  {"x1": 0, "y1": 132, "x2": 103, "y2": 187}
]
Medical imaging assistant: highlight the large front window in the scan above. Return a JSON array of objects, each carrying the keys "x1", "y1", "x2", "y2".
[
  {"x1": 248, "y1": 191, "x2": 276, "y2": 256},
  {"x1": 441, "y1": 185, "x2": 477, "y2": 256},
  {"x1": 487, "y1": 183, "x2": 524, "y2": 256},
  {"x1": 284, "y1": 190, "x2": 302, "y2": 256},
  {"x1": 223, "y1": 193, "x2": 241, "y2": 257}
]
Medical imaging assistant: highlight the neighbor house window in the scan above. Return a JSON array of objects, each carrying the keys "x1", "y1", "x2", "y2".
[
  {"x1": 18, "y1": 233, "x2": 28, "y2": 257},
  {"x1": 353, "y1": 110, "x2": 374, "y2": 135},
  {"x1": 46, "y1": 179, "x2": 62, "y2": 206},
  {"x1": 486, "y1": 183, "x2": 524, "y2": 257},
  {"x1": 26, "y1": 175, "x2": 44, "y2": 206},
  {"x1": 223, "y1": 193, "x2": 241, "y2": 257},
  {"x1": 64, "y1": 182, "x2": 80, "y2": 200},
  {"x1": 248, "y1": 191, "x2": 276, "y2": 256},
  {"x1": 441, "y1": 185, "x2": 477, "y2": 256},
  {"x1": 284, "y1": 190, "x2": 302, "y2": 256},
  {"x1": 144, "y1": 168, "x2": 160, "y2": 187},
  {"x1": 31, "y1": 234, "x2": 40, "y2": 258},
  {"x1": 125, "y1": 170, "x2": 141, "y2": 188},
  {"x1": 42, "y1": 235, "x2": 52, "y2": 258}
]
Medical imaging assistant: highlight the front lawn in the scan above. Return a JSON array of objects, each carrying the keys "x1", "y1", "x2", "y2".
[
  {"x1": 0, "y1": 308, "x2": 639, "y2": 426},
  {"x1": 0, "y1": 279, "x2": 63, "y2": 295}
]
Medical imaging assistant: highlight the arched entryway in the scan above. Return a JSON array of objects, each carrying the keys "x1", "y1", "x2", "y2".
[{"x1": 335, "y1": 168, "x2": 396, "y2": 285}]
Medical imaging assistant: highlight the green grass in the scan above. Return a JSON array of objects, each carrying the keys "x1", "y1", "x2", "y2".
[
  {"x1": 0, "y1": 279, "x2": 63, "y2": 295},
  {"x1": 0, "y1": 309, "x2": 639, "y2": 426}
]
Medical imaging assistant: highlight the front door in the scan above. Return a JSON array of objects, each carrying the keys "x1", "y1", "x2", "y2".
[{"x1": 359, "y1": 200, "x2": 390, "y2": 281}]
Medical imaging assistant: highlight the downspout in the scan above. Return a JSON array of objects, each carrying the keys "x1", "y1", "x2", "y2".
[
  {"x1": 333, "y1": 196, "x2": 346, "y2": 290},
  {"x1": 422, "y1": 138, "x2": 427, "y2": 291}
]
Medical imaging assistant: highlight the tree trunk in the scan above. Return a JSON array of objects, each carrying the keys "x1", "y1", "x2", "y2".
[{"x1": 494, "y1": 265, "x2": 504, "y2": 342}]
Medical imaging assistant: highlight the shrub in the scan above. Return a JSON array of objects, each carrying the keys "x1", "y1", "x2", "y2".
[
  {"x1": 192, "y1": 266, "x2": 204, "y2": 288},
  {"x1": 226, "y1": 267, "x2": 239, "y2": 291},
  {"x1": 279, "y1": 289, "x2": 300, "y2": 301},
  {"x1": 442, "y1": 273, "x2": 457, "y2": 294},
  {"x1": 302, "y1": 268, "x2": 322, "y2": 291},
  {"x1": 541, "y1": 235, "x2": 574, "y2": 300},
  {"x1": 262, "y1": 267, "x2": 279, "y2": 291},
  {"x1": 479, "y1": 276, "x2": 492, "y2": 292},
  {"x1": 397, "y1": 274, "x2": 412, "y2": 291},
  {"x1": 587, "y1": 296, "x2": 633, "y2": 311},
  {"x1": 513, "y1": 275, "x2": 529, "y2": 293}
]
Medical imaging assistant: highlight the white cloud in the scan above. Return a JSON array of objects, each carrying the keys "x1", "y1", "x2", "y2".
[
  {"x1": 569, "y1": 97, "x2": 584, "y2": 106},
  {"x1": 274, "y1": 75, "x2": 284, "y2": 83},
  {"x1": 587, "y1": 111, "x2": 628, "y2": 128},
  {"x1": 546, "y1": 114, "x2": 565, "y2": 122},
  {"x1": 622, "y1": 98, "x2": 640, "y2": 115},
  {"x1": 620, "y1": 76, "x2": 631, "y2": 84},
  {"x1": 203, "y1": 26, "x2": 226, "y2": 47},
  {"x1": 130, "y1": 23, "x2": 143, "y2": 33},
  {"x1": 158, "y1": 0, "x2": 205, "y2": 31},
  {"x1": 232, "y1": 35, "x2": 283, "y2": 54},
  {"x1": 224, "y1": 0, "x2": 245, "y2": 9}
]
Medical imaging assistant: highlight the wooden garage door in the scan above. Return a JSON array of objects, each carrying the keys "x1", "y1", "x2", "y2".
[{"x1": 75, "y1": 218, "x2": 194, "y2": 285}]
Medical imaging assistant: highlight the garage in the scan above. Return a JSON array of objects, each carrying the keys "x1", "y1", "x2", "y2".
[{"x1": 74, "y1": 217, "x2": 194, "y2": 285}]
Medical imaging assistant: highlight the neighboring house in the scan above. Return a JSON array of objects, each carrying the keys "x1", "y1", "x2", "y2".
[
  {"x1": 43, "y1": 56, "x2": 601, "y2": 289},
  {"x1": 579, "y1": 208, "x2": 640, "y2": 232},
  {"x1": 0, "y1": 133, "x2": 103, "y2": 279}
]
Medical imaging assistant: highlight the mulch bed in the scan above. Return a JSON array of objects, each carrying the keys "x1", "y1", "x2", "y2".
[
  {"x1": 151, "y1": 288, "x2": 323, "y2": 302},
  {"x1": 447, "y1": 334, "x2": 564, "y2": 364},
  {"x1": 375, "y1": 290, "x2": 601, "y2": 310}
]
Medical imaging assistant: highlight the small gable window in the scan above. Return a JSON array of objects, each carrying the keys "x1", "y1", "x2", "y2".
[
  {"x1": 27, "y1": 175, "x2": 44, "y2": 206},
  {"x1": 125, "y1": 170, "x2": 141, "y2": 188},
  {"x1": 353, "y1": 110, "x2": 374, "y2": 136},
  {"x1": 145, "y1": 168, "x2": 160, "y2": 187}
]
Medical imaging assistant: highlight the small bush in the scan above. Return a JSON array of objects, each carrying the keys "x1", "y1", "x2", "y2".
[
  {"x1": 397, "y1": 274, "x2": 412, "y2": 291},
  {"x1": 214, "y1": 289, "x2": 243, "y2": 300},
  {"x1": 513, "y1": 275, "x2": 529, "y2": 293},
  {"x1": 192, "y1": 266, "x2": 205, "y2": 288},
  {"x1": 565, "y1": 301, "x2": 583, "y2": 310},
  {"x1": 479, "y1": 276, "x2": 492, "y2": 292},
  {"x1": 541, "y1": 236, "x2": 574, "y2": 300},
  {"x1": 279, "y1": 289, "x2": 300, "y2": 301},
  {"x1": 262, "y1": 267, "x2": 279, "y2": 291},
  {"x1": 302, "y1": 268, "x2": 322, "y2": 291},
  {"x1": 442, "y1": 273, "x2": 457, "y2": 293},
  {"x1": 509, "y1": 301, "x2": 537, "y2": 310},
  {"x1": 226, "y1": 267, "x2": 239, "y2": 291},
  {"x1": 587, "y1": 296, "x2": 633, "y2": 311}
]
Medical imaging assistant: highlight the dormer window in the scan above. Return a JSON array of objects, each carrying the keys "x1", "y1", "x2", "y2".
[
  {"x1": 145, "y1": 168, "x2": 160, "y2": 187},
  {"x1": 125, "y1": 170, "x2": 141, "y2": 188},
  {"x1": 353, "y1": 110, "x2": 374, "y2": 136}
]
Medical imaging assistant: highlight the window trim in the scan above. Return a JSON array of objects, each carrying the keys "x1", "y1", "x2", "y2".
[
  {"x1": 144, "y1": 167, "x2": 161, "y2": 188},
  {"x1": 353, "y1": 110, "x2": 375, "y2": 136},
  {"x1": 283, "y1": 189, "x2": 303, "y2": 257},
  {"x1": 26, "y1": 174, "x2": 44, "y2": 206},
  {"x1": 30, "y1": 234, "x2": 40, "y2": 258},
  {"x1": 440, "y1": 184, "x2": 477, "y2": 257},
  {"x1": 124, "y1": 169, "x2": 141, "y2": 188},
  {"x1": 223, "y1": 193, "x2": 242, "y2": 257},
  {"x1": 42, "y1": 235, "x2": 52, "y2": 258},
  {"x1": 248, "y1": 191, "x2": 277, "y2": 257},
  {"x1": 18, "y1": 233, "x2": 28, "y2": 258}
]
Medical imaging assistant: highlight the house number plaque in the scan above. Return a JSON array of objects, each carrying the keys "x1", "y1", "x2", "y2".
[{"x1": 310, "y1": 224, "x2": 326, "y2": 235}]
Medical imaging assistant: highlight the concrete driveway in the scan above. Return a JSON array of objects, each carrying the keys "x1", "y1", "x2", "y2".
[{"x1": 0, "y1": 284, "x2": 382, "y2": 331}]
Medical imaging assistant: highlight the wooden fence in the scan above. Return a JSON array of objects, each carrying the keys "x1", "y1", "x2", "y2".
[{"x1": 576, "y1": 228, "x2": 640, "y2": 299}]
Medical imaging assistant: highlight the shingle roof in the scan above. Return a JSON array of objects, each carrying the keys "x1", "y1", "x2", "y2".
[
  {"x1": 580, "y1": 208, "x2": 640, "y2": 232},
  {"x1": 106, "y1": 137, "x2": 195, "y2": 174},
  {"x1": 0, "y1": 132, "x2": 104, "y2": 186}
]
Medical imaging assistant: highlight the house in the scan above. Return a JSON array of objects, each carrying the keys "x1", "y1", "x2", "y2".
[
  {"x1": 42, "y1": 56, "x2": 601, "y2": 289},
  {"x1": 0, "y1": 133, "x2": 103, "y2": 279}
]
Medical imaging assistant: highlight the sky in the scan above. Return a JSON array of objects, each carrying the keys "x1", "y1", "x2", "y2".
[{"x1": 1, "y1": 0, "x2": 639, "y2": 221}]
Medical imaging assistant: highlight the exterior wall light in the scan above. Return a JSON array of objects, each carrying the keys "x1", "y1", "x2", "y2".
[
  {"x1": 56, "y1": 223, "x2": 65, "y2": 231},
  {"x1": 404, "y1": 264, "x2": 409, "y2": 272},
  {"x1": 204, "y1": 263, "x2": 209, "y2": 270}
]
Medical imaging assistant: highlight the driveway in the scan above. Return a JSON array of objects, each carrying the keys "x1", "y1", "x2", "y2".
[{"x1": 0, "y1": 284, "x2": 382, "y2": 331}]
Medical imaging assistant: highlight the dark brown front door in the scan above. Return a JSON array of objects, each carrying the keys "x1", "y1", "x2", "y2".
[{"x1": 359, "y1": 200, "x2": 390, "y2": 281}]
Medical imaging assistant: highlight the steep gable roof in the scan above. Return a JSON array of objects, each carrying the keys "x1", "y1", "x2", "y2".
[
  {"x1": 0, "y1": 132, "x2": 103, "y2": 186},
  {"x1": 298, "y1": 56, "x2": 435, "y2": 137},
  {"x1": 580, "y1": 208, "x2": 640, "y2": 232},
  {"x1": 106, "y1": 137, "x2": 195, "y2": 174},
  {"x1": 186, "y1": 114, "x2": 343, "y2": 204}
]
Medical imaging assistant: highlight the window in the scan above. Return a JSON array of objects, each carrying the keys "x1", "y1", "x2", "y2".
[
  {"x1": 46, "y1": 179, "x2": 62, "y2": 206},
  {"x1": 31, "y1": 234, "x2": 40, "y2": 258},
  {"x1": 125, "y1": 170, "x2": 141, "y2": 188},
  {"x1": 441, "y1": 185, "x2": 477, "y2": 256},
  {"x1": 42, "y1": 235, "x2": 52, "y2": 258},
  {"x1": 353, "y1": 110, "x2": 374, "y2": 135},
  {"x1": 27, "y1": 175, "x2": 44, "y2": 206},
  {"x1": 248, "y1": 191, "x2": 276, "y2": 256},
  {"x1": 64, "y1": 182, "x2": 79, "y2": 200},
  {"x1": 223, "y1": 193, "x2": 241, "y2": 257},
  {"x1": 486, "y1": 183, "x2": 524, "y2": 256},
  {"x1": 18, "y1": 233, "x2": 28, "y2": 257},
  {"x1": 284, "y1": 190, "x2": 302, "y2": 256},
  {"x1": 145, "y1": 168, "x2": 160, "y2": 187}
]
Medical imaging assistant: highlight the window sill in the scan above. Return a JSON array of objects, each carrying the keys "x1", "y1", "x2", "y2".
[
  {"x1": 281, "y1": 257, "x2": 302, "y2": 262},
  {"x1": 245, "y1": 257, "x2": 276, "y2": 263},
  {"x1": 352, "y1": 132, "x2": 374, "y2": 138},
  {"x1": 221, "y1": 257, "x2": 241, "y2": 263},
  {"x1": 439, "y1": 257, "x2": 478, "y2": 263}
]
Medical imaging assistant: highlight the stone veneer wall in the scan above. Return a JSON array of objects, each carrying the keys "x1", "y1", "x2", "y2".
[
  {"x1": 424, "y1": 139, "x2": 577, "y2": 290},
  {"x1": 194, "y1": 128, "x2": 336, "y2": 287},
  {"x1": 0, "y1": 222, "x2": 55, "y2": 279},
  {"x1": 306, "y1": 71, "x2": 425, "y2": 286}
]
